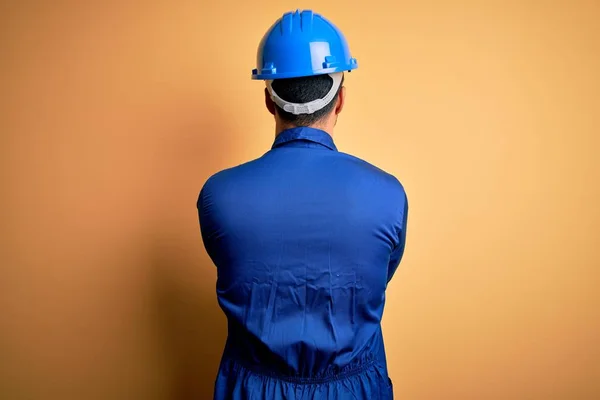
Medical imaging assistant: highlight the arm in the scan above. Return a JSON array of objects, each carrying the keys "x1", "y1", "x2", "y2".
[
  {"x1": 197, "y1": 184, "x2": 218, "y2": 265},
  {"x1": 387, "y1": 193, "x2": 408, "y2": 283}
]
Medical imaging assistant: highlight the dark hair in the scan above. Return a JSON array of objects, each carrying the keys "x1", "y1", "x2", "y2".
[{"x1": 271, "y1": 73, "x2": 344, "y2": 126}]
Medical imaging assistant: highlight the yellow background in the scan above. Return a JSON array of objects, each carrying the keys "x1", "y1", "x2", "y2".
[{"x1": 1, "y1": 1, "x2": 599, "y2": 399}]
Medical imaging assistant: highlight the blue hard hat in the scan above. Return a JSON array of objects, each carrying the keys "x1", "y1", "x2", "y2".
[{"x1": 252, "y1": 10, "x2": 358, "y2": 80}]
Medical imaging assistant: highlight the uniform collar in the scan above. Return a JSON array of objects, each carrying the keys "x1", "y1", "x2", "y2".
[{"x1": 272, "y1": 127, "x2": 337, "y2": 151}]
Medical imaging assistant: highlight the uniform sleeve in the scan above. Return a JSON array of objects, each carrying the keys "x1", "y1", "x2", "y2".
[
  {"x1": 197, "y1": 183, "x2": 218, "y2": 266},
  {"x1": 387, "y1": 191, "x2": 408, "y2": 283}
]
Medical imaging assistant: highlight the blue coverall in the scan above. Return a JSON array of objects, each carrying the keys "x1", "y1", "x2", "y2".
[{"x1": 198, "y1": 127, "x2": 408, "y2": 399}]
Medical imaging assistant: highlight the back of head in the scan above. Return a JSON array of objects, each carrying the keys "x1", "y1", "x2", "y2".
[{"x1": 270, "y1": 74, "x2": 345, "y2": 127}]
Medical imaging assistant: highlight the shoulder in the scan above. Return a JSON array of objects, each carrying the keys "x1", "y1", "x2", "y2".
[
  {"x1": 337, "y1": 151, "x2": 407, "y2": 196},
  {"x1": 197, "y1": 157, "x2": 265, "y2": 210},
  {"x1": 201, "y1": 157, "x2": 263, "y2": 192}
]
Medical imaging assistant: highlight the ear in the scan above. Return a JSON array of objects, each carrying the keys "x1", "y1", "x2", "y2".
[
  {"x1": 265, "y1": 87, "x2": 276, "y2": 116},
  {"x1": 334, "y1": 86, "x2": 346, "y2": 115}
]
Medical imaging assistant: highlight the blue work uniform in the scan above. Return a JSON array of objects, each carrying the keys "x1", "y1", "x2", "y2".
[{"x1": 198, "y1": 127, "x2": 408, "y2": 400}]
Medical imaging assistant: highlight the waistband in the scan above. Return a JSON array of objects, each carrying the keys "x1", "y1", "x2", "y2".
[{"x1": 221, "y1": 355, "x2": 378, "y2": 385}]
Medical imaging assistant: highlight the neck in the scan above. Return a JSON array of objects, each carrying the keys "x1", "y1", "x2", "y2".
[{"x1": 275, "y1": 119, "x2": 334, "y2": 138}]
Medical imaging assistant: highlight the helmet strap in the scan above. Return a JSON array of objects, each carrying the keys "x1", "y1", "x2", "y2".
[{"x1": 266, "y1": 73, "x2": 343, "y2": 115}]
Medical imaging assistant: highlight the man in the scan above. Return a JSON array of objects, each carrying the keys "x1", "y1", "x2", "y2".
[{"x1": 198, "y1": 9, "x2": 408, "y2": 400}]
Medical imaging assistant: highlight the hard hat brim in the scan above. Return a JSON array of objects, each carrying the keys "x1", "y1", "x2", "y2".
[{"x1": 252, "y1": 64, "x2": 357, "y2": 81}]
